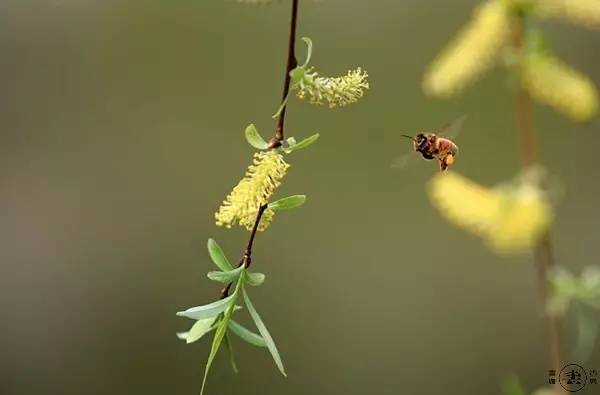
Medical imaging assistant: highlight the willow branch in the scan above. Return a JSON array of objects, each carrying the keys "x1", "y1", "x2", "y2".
[
  {"x1": 270, "y1": 0, "x2": 299, "y2": 148},
  {"x1": 513, "y1": 16, "x2": 564, "y2": 375},
  {"x1": 220, "y1": 204, "x2": 268, "y2": 298},
  {"x1": 221, "y1": 0, "x2": 300, "y2": 298}
]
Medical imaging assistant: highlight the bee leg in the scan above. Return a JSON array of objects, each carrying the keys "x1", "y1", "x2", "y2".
[
  {"x1": 438, "y1": 154, "x2": 454, "y2": 172},
  {"x1": 439, "y1": 159, "x2": 448, "y2": 172}
]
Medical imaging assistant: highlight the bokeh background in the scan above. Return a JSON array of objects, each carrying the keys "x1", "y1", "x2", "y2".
[{"x1": 2, "y1": 1, "x2": 600, "y2": 394}]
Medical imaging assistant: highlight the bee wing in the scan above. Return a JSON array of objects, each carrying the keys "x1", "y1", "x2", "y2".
[
  {"x1": 390, "y1": 149, "x2": 419, "y2": 169},
  {"x1": 437, "y1": 114, "x2": 467, "y2": 139}
]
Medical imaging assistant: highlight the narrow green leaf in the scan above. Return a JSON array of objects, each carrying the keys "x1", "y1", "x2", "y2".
[
  {"x1": 287, "y1": 133, "x2": 319, "y2": 153},
  {"x1": 272, "y1": 93, "x2": 290, "y2": 119},
  {"x1": 246, "y1": 272, "x2": 266, "y2": 286},
  {"x1": 245, "y1": 123, "x2": 269, "y2": 150},
  {"x1": 207, "y1": 238, "x2": 233, "y2": 271},
  {"x1": 268, "y1": 195, "x2": 306, "y2": 211},
  {"x1": 207, "y1": 266, "x2": 244, "y2": 283},
  {"x1": 176, "y1": 332, "x2": 189, "y2": 340},
  {"x1": 200, "y1": 274, "x2": 244, "y2": 395},
  {"x1": 242, "y1": 286, "x2": 286, "y2": 376},
  {"x1": 224, "y1": 333, "x2": 239, "y2": 374},
  {"x1": 176, "y1": 294, "x2": 234, "y2": 320},
  {"x1": 300, "y1": 37, "x2": 313, "y2": 67},
  {"x1": 229, "y1": 319, "x2": 267, "y2": 347},
  {"x1": 200, "y1": 311, "x2": 232, "y2": 395},
  {"x1": 181, "y1": 317, "x2": 216, "y2": 344}
]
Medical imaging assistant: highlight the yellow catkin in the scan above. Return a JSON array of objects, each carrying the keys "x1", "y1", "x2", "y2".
[
  {"x1": 296, "y1": 68, "x2": 369, "y2": 108},
  {"x1": 488, "y1": 184, "x2": 553, "y2": 253},
  {"x1": 423, "y1": 0, "x2": 510, "y2": 98},
  {"x1": 429, "y1": 172, "x2": 553, "y2": 254},
  {"x1": 537, "y1": 0, "x2": 600, "y2": 29},
  {"x1": 522, "y1": 53, "x2": 599, "y2": 122},
  {"x1": 215, "y1": 151, "x2": 289, "y2": 231}
]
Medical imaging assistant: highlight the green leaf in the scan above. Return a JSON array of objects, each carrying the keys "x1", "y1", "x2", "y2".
[
  {"x1": 207, "y1": 238, "x2": 233, "y2": 271},
  {"x1": 176, "y1": 294, "x2": 235, "y2": 320},
  {"x1": 289, "y1": 66, "x2": 307, "y2": 85},
  {"x1": 242, "y1": 286, "x2": 286, "y2": 376},
  {"x1": 224, "y1": 333, "x2": 239, "y2": 374},
  {"x1": 571, "y1": 303, "x2": 598, "y2": 363},
  {"x1": 288, "y1": 37, "x2": 313, "y2": 88},
  {"x1": 286, "y1": 133, "x2": 319, "y2": 153},
  {"x1": 501, "y1": 375, "x2": 527, "y2": 395},
  {"x1": 176, "y1": 332, "x2": 189, "y2": 340},
  {"x1": 200, "y1": 274, "x2": 245, "y2": 395},
  {"x1": 229, "y1": 320, "x2": 267, "y2": 347},
  {"x1": 245, "y1": 124, "x2": 269, "y2": 150},
  {"x1": 207, "y1": 266, "x2": 244, "y2": 283},
  {"x1": 272, "y1": 92, "x2": 290, "y2": 119},
  {"x1": 268, "y1": 195, "x2": 306, "y2": 211},
  {"x1": 246, "y1": 272, "x2": 266, "y2": 286},
  {"x1": 300, "y1": 37, "x2": 313, "y2": 67},
  {"x1": 179, "y1": 317, "x2": 216, "y2": 344}
]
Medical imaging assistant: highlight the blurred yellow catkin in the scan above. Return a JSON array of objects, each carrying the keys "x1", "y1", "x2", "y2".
[
  {"x1": 429, "y1": 172, "x2": 553, "y2": 254},
  {"x1": 537, "y1": 0, "x2": 600, "y2": 29},
  {"x1": 423, "y1": 0, "x2": 510, "y2": 98},
  {"x1": 522, "y1": 53, "x2": 599, "y2": 121},
  {"x1": 215, "y1": 151, "x2": 289, "y2": 231}
]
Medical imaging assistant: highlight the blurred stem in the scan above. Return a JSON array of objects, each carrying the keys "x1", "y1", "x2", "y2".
[
  {"x1": 516, "y1": 86, "x2": 536, "y2": 168},
  {"x1": 222, "y1": 0, "x2": 300, "y2": 298},
  {"x1": 534, "y1": 234, "x2": 564, "y2": 374},
  {"x1": 513, "y1": 14, "x2": 565, "y2": 377}
]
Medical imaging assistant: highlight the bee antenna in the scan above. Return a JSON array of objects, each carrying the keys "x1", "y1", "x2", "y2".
[{"x1": 400, "y1": 134, "x2": 415, "y2": 141}]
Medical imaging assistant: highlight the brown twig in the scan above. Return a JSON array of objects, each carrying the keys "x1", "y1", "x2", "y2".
[
  {"x1": 269, "y1": 0, "x2": 299, "y2": 149},
  {"x1": 221, "y1": 0, "x2": 300, "y2": 298},
  {"x1": 534, "y1": 234, "x2": 564, "y2": 374},
  {"x1": 513, "y1": 14, "x2": 565, "y2": 379},
  {"x1": 220, "y1": 204, "x2": 268, "y2": 298}
]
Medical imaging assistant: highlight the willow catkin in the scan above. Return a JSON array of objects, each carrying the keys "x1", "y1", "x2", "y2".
[
  {"x1": 423, "y1": 0, "x2": 510, "y2": 98},
  {"x1": 295, "y1": 67, "x2": 370, "y2": 108},
  {"x1": 537, "y1": 0, "x2": 600, "y2": 29},
  {"x1": 522, "y1": 53, "x2": 599, "y2": 122},
  {"x1": 429, "y1": 172, "x2": 553, "y2": 254},
  {"x1": 215, "y1": 151, "x2": 289, "y2": 231}
]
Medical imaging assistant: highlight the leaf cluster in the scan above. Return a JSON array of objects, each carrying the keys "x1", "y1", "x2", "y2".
[{"x1": 177, "y1": 239, "x2": 292, "y2": 394}]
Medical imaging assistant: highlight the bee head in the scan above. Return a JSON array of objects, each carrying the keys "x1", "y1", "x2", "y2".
[{"x1": 414, "y1": 133, "x2": 428, "y2": 150}]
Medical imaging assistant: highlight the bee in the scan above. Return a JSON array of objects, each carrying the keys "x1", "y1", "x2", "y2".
[{"x1": 394, "y1": 115, "x2": 465, "y2": 172}]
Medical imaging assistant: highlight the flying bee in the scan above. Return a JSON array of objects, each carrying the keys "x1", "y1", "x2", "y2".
[
  {"x1": 393, "y1": 115, "x2": 466, "y2": 172},
  {"x1": 401, "y1": 132, "x2": 459, "y2": 171}
]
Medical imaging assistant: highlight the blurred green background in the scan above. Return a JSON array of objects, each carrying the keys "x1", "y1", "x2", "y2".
[{"x1": 1, "y1": 1, "x2": 599, "y2": 394}]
